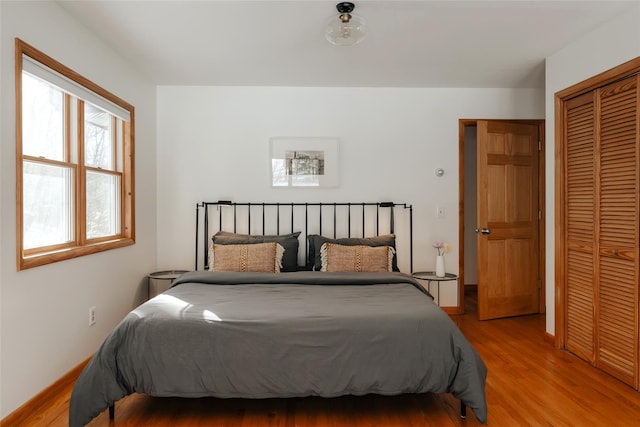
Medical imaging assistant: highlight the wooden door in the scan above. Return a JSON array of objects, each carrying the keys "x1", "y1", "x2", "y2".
[
  {"x1": 564, "y1": 91, "x2": 596, "y2": 364},
  {"x1": 557, "y1": 58, "x2": 640, "y2": 391},
  {"x1": 477, "y1": 121, "x2": 540, "y2": 320},
  {"x1": 563, "y1": 76, "x2": 639, "y2": 387},
  {"x1": 595, "y1": 76, "x2": 639, "y2": 387}
]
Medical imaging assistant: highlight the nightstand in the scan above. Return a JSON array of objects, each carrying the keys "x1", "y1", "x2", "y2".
[
  {"x1": 412, "y1": 271, "x2": 459, "y2": 307},
  {"x1": 147, "y1": 270, "x2": 189, "y2": 299}
]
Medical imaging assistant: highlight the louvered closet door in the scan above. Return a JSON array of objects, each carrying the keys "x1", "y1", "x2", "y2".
[
  {"x1": 565, "y1": 91, "x2": 596, "y2": 364},
  {"x1": 597, "y1": 76, "x2": 639, "y2": 388}
]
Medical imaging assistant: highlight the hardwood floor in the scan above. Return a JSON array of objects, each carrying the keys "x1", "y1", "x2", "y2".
[{"x1": 7, "y1": 289, "x2": 640, "y2": 426}]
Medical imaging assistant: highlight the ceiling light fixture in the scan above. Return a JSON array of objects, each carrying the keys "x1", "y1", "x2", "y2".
[{"x1": 325, "y1": 2, "x2": 366, "y2": 46}]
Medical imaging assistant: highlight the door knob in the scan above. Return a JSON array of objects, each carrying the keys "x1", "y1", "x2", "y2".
[{"x1": 475, "y1": 228, "x2": 491, "y2": 235}]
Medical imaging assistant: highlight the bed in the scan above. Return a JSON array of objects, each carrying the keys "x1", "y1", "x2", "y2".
[{"x1": 69, "y1": 202, "x2": 487, "y2": 426}]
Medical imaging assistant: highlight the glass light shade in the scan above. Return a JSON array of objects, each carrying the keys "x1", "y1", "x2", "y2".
[{"x1": 325, "y1": 14, "x2": 366, "y2": 46}]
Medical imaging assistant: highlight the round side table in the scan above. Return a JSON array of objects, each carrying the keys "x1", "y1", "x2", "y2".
[
  {"x1": 147, "y1": 270, "x2": 189, "y2": 299},
  {"x1": 411, "y1": 271, "x2": 459, "y2": 307}
]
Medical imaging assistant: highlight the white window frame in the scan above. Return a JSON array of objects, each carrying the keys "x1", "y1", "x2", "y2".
[{"x1": 15, "y1": 38, "x2": 135, "y2": 270}]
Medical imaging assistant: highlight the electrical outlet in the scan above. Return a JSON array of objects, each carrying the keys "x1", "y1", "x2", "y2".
[
  {"x1": 436, "y1": 206, "x2": 445, "y2": 219},
  {"x1": 89, "y1": 306, "x2": 96, "y2": 326}
]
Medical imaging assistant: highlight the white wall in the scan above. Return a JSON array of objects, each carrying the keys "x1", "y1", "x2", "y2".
[
  {"x1": 0, "y1": 1, "x2": 157, "y2": 418},
  {"x1": 545, "y1": 5, "x2": 640, "y2": 336},
  {"x1": 157, "y1": 86, "x2": 544, "y2": 305}
]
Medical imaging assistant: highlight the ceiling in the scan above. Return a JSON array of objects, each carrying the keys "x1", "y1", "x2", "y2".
[{"x1": 57, "y1": 1, "x2": 638, "y2": 89}]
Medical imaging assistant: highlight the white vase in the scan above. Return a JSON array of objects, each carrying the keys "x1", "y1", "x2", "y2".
[{"x1": 435, "y1": 255, "x2": 445, "y2": 277}]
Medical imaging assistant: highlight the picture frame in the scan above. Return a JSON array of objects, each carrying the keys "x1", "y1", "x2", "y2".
[{"x1": 270, "y1": 137, "x2": 339, "y2": 188}]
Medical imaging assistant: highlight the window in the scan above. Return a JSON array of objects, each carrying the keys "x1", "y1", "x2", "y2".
[{"x1": 16, "y1": 39, "x2": 135, "y2": 270}]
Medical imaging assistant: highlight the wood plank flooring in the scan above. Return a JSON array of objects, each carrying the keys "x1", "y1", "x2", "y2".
[{"x1": 7, "y1": 289, "x2": 640, "y2": 426}]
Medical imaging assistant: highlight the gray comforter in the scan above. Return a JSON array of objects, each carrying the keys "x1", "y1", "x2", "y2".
[{"x1": 69, "y1": 271, "x2": 487, "y2": 425}]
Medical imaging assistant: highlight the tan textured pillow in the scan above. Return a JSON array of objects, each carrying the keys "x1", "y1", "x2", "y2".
[
  {"x1": 320, "y1": 242, "x2": 394, "y2": 272},
  {"x1": 211, "y1": 242, "x2": 284, "y2": 273}
]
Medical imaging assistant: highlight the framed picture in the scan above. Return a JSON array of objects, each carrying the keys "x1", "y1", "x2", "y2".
[{"x1": 270, "y1": 137, "x2": 339, "y2": 187}]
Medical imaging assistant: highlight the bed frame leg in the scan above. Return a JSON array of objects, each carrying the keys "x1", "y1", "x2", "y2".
[
  {"x1": 460, "y1": 401, "x2": 467, "y2": 419},
  {"x1": 109, "y1": 404, "x2": 115, "y2": 420}
]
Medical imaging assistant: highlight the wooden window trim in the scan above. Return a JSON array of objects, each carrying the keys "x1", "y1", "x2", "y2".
[
  {"x1": 78, "y1": 98, "x2": 86, "y2": 246},
  {"x1": 15, "y1": 38, "x2": 135, "y2": 271}
]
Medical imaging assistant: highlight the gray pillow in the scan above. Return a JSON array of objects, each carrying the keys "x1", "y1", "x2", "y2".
[
  {"x1": 307, "y1": 234, "x2": 399, "y2": 271},
  {"x1": 213, "y1": 231, "x2": 301, "y2": 272}
]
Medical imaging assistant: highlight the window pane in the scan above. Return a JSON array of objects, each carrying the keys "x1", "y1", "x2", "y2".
[
  {"x1": 86, "y1": 171, "x2": 120, "y2": 239},
  {"x1": 22, "y1": 73, "x2": 65, "y2": 161},
  {"x1": 85, "y1": 104, "x2": 113, "y2": 169},
  {"x1": 23, "y1": 161, "x2": 73, "y2": 249}
]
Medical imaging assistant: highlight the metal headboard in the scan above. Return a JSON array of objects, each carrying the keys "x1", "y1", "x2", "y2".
[{"x1": 195, "y1": 201, "x2": 413, "y2": 272}]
